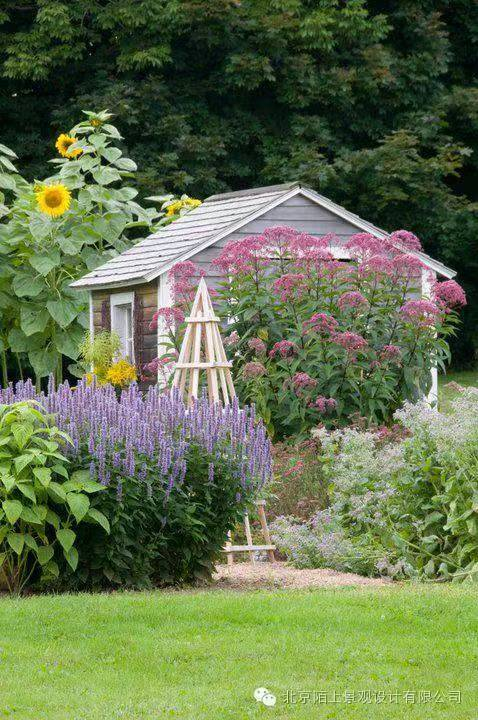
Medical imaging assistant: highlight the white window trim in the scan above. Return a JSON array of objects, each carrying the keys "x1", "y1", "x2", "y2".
[
  {"x1": 157, "y1": 275, "x2": 173, "y2": 385},
  {"x1": 110, "y1": 291, "x2": 135, "y2": 361}
]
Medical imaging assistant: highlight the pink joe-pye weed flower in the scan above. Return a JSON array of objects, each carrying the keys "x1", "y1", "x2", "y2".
[
  {"x1": 432, "y1": 280, "x2": 467, "y2": 309},
  {"x1": 337, "y1": 291, "x2": 368, "y2": 310},
  {"x1": 399, "y1": 299, "x2": 441, "y2": 326},
  {"x1": 248, "y1": 337, "x2": 267, "y2": 355},
  {"x1": 272, "y1": 273, "x2": 306, "y2": 302},
  {"x1": 311, "y1": 396, "x2": 338, "y2": 413},
  {"x1": 303, "y1": 312, "x2": 338, "y2": 335},
  {"x1": 150, "y1": 306, "x2": 185, "y2": 331},
  {"x1": 224, "y1": 330, "x2": 240, "y2": 347},
  {"x1": 346, "y1": 233, "x2": 389, "y2": 259},
  {"x1": 389, "y1": 230, "x2": 423, "y2": 253},
  {"x1": 380, "y1": 344, "x2": 402, "y2": 363},
  {"x1": 332, "y1": 331, "x2": 368, "y2": 353},
  {"x1": 291, "y1": 372, "x2": 318, "y2": 392},
  {"x1": 242, "y1": 361, "x2": 268, "y2": 379},
  {"x1": 269, "y1": 340, "x2": 297, "y2": 358}
]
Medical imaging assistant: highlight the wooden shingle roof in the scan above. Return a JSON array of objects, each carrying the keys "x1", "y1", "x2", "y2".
[{"x1": 71, "y1": 182, "x2": 455, "y2": 290}]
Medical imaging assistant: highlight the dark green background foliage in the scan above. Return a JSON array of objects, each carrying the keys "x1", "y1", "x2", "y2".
[
  {"x1": 1, "y1": 1, "x2": 477, "y2": 362},
  {"x1": 63, "y1": 444, "x2": 249, "y2": 589}
]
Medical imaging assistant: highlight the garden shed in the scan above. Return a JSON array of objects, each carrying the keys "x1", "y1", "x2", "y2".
[{"x1": 71, "y1": 182, "x2": 455, "y2": 397}]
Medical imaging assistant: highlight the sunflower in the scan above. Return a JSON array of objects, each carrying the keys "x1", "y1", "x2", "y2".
[
  {"x1": 36, "y1": 184, "x2": 71, "y2": 217},
  {"x1": 55, "y1": 133, "x2": 82, "y2": 159}
]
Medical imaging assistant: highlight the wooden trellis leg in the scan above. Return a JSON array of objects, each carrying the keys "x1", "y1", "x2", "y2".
[
  {"x1": 257, "y1": 500, "x2": 275, "y2": 563},
  {"x1": 222, "y1": 501, "x2": 276, "y2": 563}
]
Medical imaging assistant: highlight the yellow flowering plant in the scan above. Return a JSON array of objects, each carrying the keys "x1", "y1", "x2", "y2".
[
  {"x1": 0, "y1": 112, "x2": 163, "y2": 387},
  {"x1": 105, "y1": 359, "x2": 137, "y2": 387}
]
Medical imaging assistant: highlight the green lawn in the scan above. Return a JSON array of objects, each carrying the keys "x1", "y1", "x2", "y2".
[
  {"x1": 438, "y1": 367, "x2": 478, "y2": 409},
  {"x1": 0, "y1": 586, "x2": 477, "y2": 719}
]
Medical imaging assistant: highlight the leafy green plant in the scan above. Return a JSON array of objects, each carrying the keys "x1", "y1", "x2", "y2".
[
  {"x1": 0, "y1": 401, "x2": 109, "y2": 594},
  {"x1": 0, "y1": 111, "x2": 161, "y2": 386},
  {"x1": 78, "y1": 330, "x2": 122, "y2": 380}
]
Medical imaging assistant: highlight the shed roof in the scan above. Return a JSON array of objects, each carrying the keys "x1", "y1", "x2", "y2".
[{"x1": 71, "y1": 182, "x2": 455, "y2": 290}]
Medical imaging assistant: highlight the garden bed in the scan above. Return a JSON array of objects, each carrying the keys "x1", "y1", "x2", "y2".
[{"x1": 213, "y1": 561, "x2": 388, "y2": 589}]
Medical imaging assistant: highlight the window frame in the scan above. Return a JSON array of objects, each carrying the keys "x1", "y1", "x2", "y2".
[{"x1": 110, "y1": 291, "x2": 135, "y2": 362}]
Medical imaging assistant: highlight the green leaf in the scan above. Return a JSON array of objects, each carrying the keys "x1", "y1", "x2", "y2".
[
  {"x1": 45, "y1": 509, "x2": 60, "y2": 529},
  {"x1": 11, "y1": 421, "x2": 33, "y2": 449},
  {"x1": 0, "y1": 173, "x2": 16, "y2": 191},
  {"x1": 28, "y1": 348, "x2": 58, "y2": 379},
  {"x1": 66, "y1": 492, "x2": 90, "y2": 522},
  {"x1": 43, "y1": 559, "x2": 59, "y2": 578},
  {"x1": 56, "y1": 528, "x2": 76, "y2": 553},
  {"x1": 51, "y1": 464, "x2": 69, "y2": 480},
  {"x1": 86, "y1": 508, "x2": 110, "y2": 534},
  {"x1": 64, "y1": 546, "x2": 78, "y2": 571},
  {"x1": 18, "y1": 483, "x2": 36, "y2": 503},
  {"x1": 70, "y1": 469, "x2": 91, "y2": 485},
  {"x1": 54, "y1": 325, "x2": 84, "y2": 360},
  {"x1": 36, "y1": 544, "x2": 54, "y2": 565},
  {"x1": 24, "y1": 534, "x2": 38, "y2": 551},
  {"x1": 2, "y1": 499, "x2": 23, "y2": 524},
  {"x1": 8, "y1": 328, "x2": 44, "y2": 353},
  {"x1": 13, "y1": 273, "x2": 44, "y2": 298},
  {"x1": 46, "y1": 298, "x2": 78, "y2": 328},
  {"x1": 7, "y1": 532, "x2": 24, "y2": 555},
  {"x1": 14, "y1": 454, "x2": 33, "y2": 474},
  {"x1": 28, "y1": 250, "x2": 61, "y2": 276},
  {"x1": 47, "y1": 481, "x2": 66, "y2": 501},
  {"x1": 92, "y1": 167, "x2": 121, "y2": 186},
  {"x1": 20, "y1": 506, "x2": 41, "y2": 524},
  {"x1": 33, "y1": 467, "x2": 51, "y2": 487},
  {"x1": 1, "y1": 475, "x2": 15, "y2": 492}
]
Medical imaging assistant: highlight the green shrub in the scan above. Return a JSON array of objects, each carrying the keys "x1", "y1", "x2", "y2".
[
  {"x1": 0, "y1": 401, "x2": 109, "y2": 593},
  {"x1": 66, "y1": 443, "x2": 253, "y2": 589}
]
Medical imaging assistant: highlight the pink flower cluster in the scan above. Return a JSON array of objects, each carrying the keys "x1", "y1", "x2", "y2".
[
  {"x1": 248, "y1": 337, "x2": 267, "y2": 355},
  {"x1": 224, "y1": 330, "x2": 240, "y2": 347},
  {"x1": 292, "y1": 372, "x2": 318, "y2": 392},
  {"x1": 273, "y1": 273, "x2": 305, "y2": 302},
  {"x1": 303, "y1": 312, "x2": 338, "y2": 335},
  {"x1": 311, "y1": 396, "x2": 337, "y2": 413},
  {"x1": 242, "y1": 361, "x2": 267, "y2": 379},
  {"x1": 338, "y1": 291, "x2": 368, "y2": 310},
  {"x1": 332, "y1": 331, "x2": 368, "y2": 353},
  {"x1": 212, "y1": 235, "x2": 267, "y2": 275},
  {"x1": 380, "y1": 345, "x2": 402, "y2": 363},
  {"x1": 399, "y1": 299, "x2": 441, "y2": 326},
  {"x1": 269, "y1": 340, "x2": 297, "y2": 358},
  {"x1": 150, "y1": 306, "x2": 185, "y2": 331},
  {"x1": 346, "y1": 233, "x2": 389, "y2": 259},
  {"x1": 432, "y1": 280, "x2": 466, "y2": 309},
  {"x1": 389, "y1": 230, "x2": 422, "y2": 252},
  {"x1": 169, "y1": 261, "x2": 204, "y2": 306}
]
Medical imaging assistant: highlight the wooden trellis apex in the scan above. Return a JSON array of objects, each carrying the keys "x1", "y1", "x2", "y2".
[{"x1": 173, "y1": 278, "x2": 236, "y2": 405}]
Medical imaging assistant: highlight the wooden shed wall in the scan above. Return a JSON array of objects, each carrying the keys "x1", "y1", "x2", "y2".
[
  {"x1": 91, "y1": 281, "x2": 158, "y2": 371},
  {"x1": 190, "y1": 194, "x2": 373, "y2": 288}
]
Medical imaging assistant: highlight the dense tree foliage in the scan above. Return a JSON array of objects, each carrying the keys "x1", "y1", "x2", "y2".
[{"x1": 0, "y1": 0, "x2": 477, "y2": 363}]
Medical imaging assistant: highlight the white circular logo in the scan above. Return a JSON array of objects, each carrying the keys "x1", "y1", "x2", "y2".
[{"x1": 254, "y1": 687, "x2": 276, "y2": 707}]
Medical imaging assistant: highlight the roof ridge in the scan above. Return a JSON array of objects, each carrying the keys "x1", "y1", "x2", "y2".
[{"x1": 205, "y1": 182, "x2": 300, "y2": 203}]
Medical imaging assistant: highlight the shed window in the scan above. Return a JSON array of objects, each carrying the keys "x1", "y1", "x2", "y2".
[{"x1": 110, "y1": 292, "x2": 134, "y2": 361}]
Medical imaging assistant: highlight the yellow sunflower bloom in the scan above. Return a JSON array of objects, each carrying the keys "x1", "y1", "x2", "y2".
[
  {"x1": 55, "y1": 133, "x2": 82, "y2": 159},
  {"x1": 36, "y1": 184, "x2": 71, "y2": 217}
]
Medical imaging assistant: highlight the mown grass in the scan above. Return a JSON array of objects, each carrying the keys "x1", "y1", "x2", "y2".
[
  {"x1": 438, "y1": 367, "x2": 478, "y2": 411},
  {"x1": 0, "y1": 585, "x2": 477, "y2": 719}
]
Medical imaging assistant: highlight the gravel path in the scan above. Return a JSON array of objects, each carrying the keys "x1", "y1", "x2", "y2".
[{"x1": 213, "y1": 561, "x2": 389, "y2": 590}]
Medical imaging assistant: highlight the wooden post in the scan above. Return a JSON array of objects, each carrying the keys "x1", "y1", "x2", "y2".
[
  {"x1": 172, "y1": 278, "x2": 236, "y2": 405},
  {"x1": 257, "y1": 500, "x2": 275, "y2": 563}
]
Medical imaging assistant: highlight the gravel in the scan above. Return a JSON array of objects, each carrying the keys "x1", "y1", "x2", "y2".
[{"x1": 213, "y1": 561, "x2": 389, "y2": 590}]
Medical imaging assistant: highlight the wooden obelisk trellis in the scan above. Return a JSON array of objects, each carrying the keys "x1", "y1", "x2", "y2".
[
  {"x1": 172, "y1": 278, "x2": 275, "y2": 564},
  {"x1": 172, "y1": 277, "x2": 235, "y2": 405}
]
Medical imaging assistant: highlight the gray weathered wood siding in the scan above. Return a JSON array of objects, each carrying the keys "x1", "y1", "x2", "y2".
[{"x1": 190, "y1": 194, "x2": 369, "y2": 287}]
